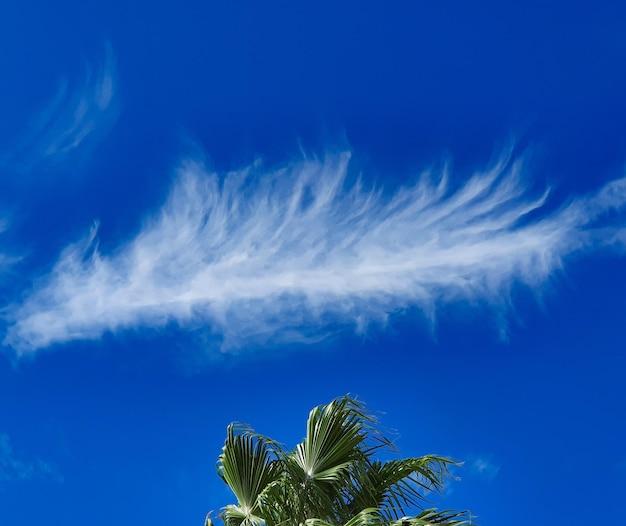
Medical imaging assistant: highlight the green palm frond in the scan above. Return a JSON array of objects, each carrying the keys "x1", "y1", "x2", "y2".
[
  {"x1": 347, "y1": 456, "x2": 460, "y2": 519},
  {"x1": 294, "y1": 397, "x2": 370, "y2": 481},
  {"x1": 393, "y1": 509, "x2": 473, "y2": 526},
  {"x1": 305, "y1": 507, "x2": 382, "y2": 526},
  {"x1": 217, "y1": 423, "x2": 282, "y2": 524},
  {"x1": 222, "y1": 504, "x2": 273, "y2": 526},
  {"x1": 305, "y1": 507, "x2": 473, "y2": 526},
  {"x1": 281, "y1": 396, "x2": 386, "y2": 524}
]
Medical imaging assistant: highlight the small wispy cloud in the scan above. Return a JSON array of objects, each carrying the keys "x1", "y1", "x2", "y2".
[
  {"x1": 468, "y1": 455, "x2": 501, "y2": 481},
  {"x1": 0, "y1": 433, "x2": 61, "y2": 484},
  {"x1": 0, "y1": 43, "x2": 117, "y2": 172},
  {"x1": 0, "y1": 217, "x2": 17, "y2": 269},
  {"x1": 4, "y1": 148, "x2": 626, "y2": 354}
]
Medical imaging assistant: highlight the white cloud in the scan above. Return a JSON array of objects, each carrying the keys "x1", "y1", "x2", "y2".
[
  {"x1": 0, "y1": 43, "x2": 117, "y2": 172},
  {"x1": 0, "y1": 433, "x2": 60, "y2": 483},
  {"x1": 4, "y1": 148, "x2": 626, "y2": 354},
  {"x1": 468, "y1": 455, "x2": 501, "y2": 481}
]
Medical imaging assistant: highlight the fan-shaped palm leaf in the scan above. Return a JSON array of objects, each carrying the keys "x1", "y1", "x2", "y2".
[{"x1": 217, "y1": 424, "x2": 282, "y2": 526}]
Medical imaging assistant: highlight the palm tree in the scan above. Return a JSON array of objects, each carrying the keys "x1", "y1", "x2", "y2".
[{"x1": 206, "y1": 396, "x2": 472, "y2": 526}]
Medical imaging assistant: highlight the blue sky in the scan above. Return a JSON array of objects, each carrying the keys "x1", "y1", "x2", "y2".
[{"x1": 1, "y1": 1, "x2": 625, "y2": 524}]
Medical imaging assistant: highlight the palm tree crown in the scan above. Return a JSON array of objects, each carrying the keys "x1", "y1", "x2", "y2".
[{"x1": 207, "y1": 396, "x2": 472, "y2": 526}]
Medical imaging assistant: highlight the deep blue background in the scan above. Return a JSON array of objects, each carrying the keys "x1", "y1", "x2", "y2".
[{"x1": 1, "y1": 1, "x2": 625, "y2": 524}]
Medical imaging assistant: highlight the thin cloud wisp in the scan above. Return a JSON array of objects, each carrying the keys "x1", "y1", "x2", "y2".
[{"x1": 1, "y1": 44, "x2": 117, "y2": 172}]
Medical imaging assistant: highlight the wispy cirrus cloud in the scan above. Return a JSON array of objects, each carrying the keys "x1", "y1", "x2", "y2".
[
  {"x1": 4, "y1": 148, "x2": 626, "y2": 354},
  {"x1": 468, "y1": 455, "x2": 501, "y2": 481},
  {"x1": 0, "y1": 43, "x2": 117, "y2": 172},
  {"x1": 0, "y1": 217, "x2": 17, "y2": 271},
  {"x1": 0, "y1": 46, "x2": 116, "y2": 281},
  {"x1": 0, "y1": 433, "x2": 61, "y2": 484}
]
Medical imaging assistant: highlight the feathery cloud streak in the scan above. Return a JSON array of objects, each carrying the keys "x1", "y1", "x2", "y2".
[
  {"x1": 5, "y1": 150, "x2": 626, "y2": 354},
  {"x1": 0, "y1": 44, "x2": 117, "y2": 172},
  {"x1": 0, "y1": 433, "x2": 60, "y2": 483}
]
